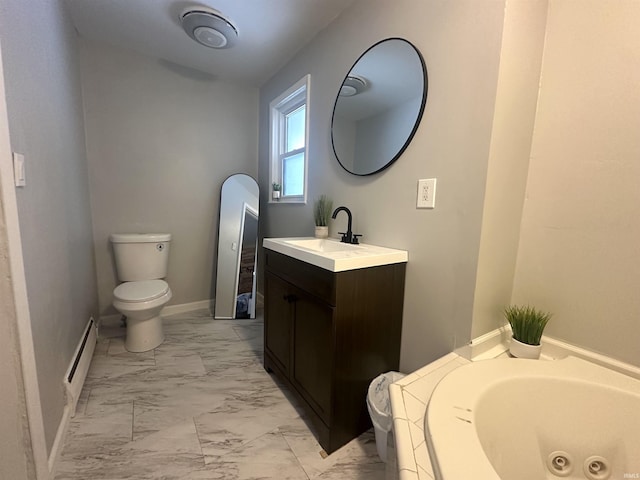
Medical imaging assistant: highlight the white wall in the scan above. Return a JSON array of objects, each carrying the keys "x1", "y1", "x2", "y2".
[
  {"x1": 0, "y1": 225, "x2": 31, "y2": 478},
  {"x1": 79, "y1": 40, "x2": 259, "y2": 315},
  {"x1": 471, "y1": 0, "x2": 548, "y2": 338},
  {"x1": 260, "y1": 0, "x2": 507, "y2": 372},
  {"x1": 0, "y1": 0, "x2": 98, "y2": 454},
  {"x1": 512, "y1": 0, "x2": 640, "y2": 366},
  {"x1": 0, "y1": 37, "x2": 32, "y2": 479}
]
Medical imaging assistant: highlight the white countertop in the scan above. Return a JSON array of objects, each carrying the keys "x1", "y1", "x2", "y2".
[{"x1": 263, "y1": 237, "x2": 408, "y2": 272}]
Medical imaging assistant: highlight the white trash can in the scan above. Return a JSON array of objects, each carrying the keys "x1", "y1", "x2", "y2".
[{"x1": 366, "y1": 371, "x2": 405, "y2": 462}]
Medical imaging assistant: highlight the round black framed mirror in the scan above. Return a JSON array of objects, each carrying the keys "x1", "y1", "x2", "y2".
[{"x1": 331, "y1": 38, "x2": 428, "y2": 176}]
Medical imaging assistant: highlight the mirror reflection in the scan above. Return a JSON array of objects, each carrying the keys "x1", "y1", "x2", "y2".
[
  {"x1": 214, "y1": 174, "x2": 259, "y2": 319},
  {"x1": 331, "y1": 38, "x2": 427, "y2": 176}
]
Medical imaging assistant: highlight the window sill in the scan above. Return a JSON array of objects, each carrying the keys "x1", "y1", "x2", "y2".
[{"x1": 269, "y1": 198, "x2": 306, "y2": 205}]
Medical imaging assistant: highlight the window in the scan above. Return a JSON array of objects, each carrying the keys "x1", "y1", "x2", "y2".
[{"x1": 270, "y1": 75, "x2": 310, "y2": 203}]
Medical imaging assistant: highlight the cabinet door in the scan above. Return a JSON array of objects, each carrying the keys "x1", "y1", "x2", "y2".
[
  {"x1": 264, "y1": 272, "x2": 292, "y2": 375},
  {"x1": 291, "y1": 291, "x2": 334, "y2": 424}
]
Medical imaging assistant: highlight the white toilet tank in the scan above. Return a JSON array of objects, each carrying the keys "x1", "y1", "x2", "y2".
[{"x1": 110, "y1": 233, "x2": 171, "y2": 281}]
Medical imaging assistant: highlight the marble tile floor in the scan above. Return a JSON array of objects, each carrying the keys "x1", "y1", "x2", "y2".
[{"x1": 54, "y1": 308, "x2": 385, "y2": 480}]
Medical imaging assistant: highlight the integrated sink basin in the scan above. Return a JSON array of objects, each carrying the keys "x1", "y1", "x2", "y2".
[
  {"x1": 284, "y1": 238, "x2": 361, "y2": 253},
  {"x1": 263, "y1": 237, "x2": 408, "y2": 272}
]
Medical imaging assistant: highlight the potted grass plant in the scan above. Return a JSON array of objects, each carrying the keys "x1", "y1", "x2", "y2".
[
  {"x1": 313, "y1": 195, "x2": 333, "y2": 238},
  {"x1": 504, "y1": 305, "x2": 552, "y2": 359}
]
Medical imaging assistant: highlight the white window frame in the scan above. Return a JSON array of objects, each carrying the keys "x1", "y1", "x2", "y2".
[{"x1": 269, "y1": 74, "x2": 310, "y2": 204}]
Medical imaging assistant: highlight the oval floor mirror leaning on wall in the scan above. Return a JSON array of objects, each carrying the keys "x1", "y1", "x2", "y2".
[
  {"x1": 214, "y1": 174, "x2": 259, "y2": 319},
  {"x1": 331, "y1": 37, "x2": 428, "y2": 176}
]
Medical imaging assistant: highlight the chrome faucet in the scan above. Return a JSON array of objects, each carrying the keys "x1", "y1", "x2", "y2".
[{"x1": 331, "y1": 206, "x2": 362, "y2": 244}]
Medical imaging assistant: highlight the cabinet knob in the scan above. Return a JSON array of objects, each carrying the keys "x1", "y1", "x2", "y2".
[{"x1": 282, "y1": 294, "x2": 297, "y2": 303}]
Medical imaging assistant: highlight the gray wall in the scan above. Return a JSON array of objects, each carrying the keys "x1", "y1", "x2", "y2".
[
  {"x1": 259, "y1": 0, "x2": 506, "y2": 372},
  {"x1": 261, "y1": 0, "x2": 640, "y2": 371},
  {"x1": 79, "y1": 40, "x2": 258, "y2": 315},
  {"x1": 0, "y1": 0, "x2": 98, "y2": 454}
]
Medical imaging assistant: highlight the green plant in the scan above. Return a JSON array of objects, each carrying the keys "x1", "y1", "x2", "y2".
[
  {"x1": 313, "y1": 195, "x2": 333, "y2": 226},
  {"x1": 504, "y1": 305, "x2": 552, "y2": 346},
  {"x1": 272, "y1": 182, "x2": 281, "y2": 191}
]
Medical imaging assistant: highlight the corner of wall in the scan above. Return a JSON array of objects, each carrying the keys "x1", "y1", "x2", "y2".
[{"x1": 471, "y1": 0, "x2": 548, "y2": 339}]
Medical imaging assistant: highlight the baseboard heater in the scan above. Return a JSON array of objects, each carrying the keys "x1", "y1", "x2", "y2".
[{"x1": 64, "y1": 317, "x2": 97, "y2": 416}]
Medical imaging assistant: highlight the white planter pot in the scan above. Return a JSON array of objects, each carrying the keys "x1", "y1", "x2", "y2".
[
  {"x1": 272, "y1": 191, "x2": 281, "y2": 200},
  {"x1": 509, "y1": 337, "x2": 542, "y2": 359},
  {"x1": 314, "y1": 226, "x2": 329, "y2": 238}
]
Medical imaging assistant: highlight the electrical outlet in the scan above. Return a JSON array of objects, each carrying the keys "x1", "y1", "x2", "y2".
[{"x1": 417, "y1": 178, "x2": 436, "y2": 208}]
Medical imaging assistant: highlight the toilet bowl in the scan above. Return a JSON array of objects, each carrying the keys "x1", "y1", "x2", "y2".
[
  {"x1": 113, "y1": 279, "x2": 172, "y2": 352},
  {"x1": 110, "y1": 232, "x2": 173, "y2": 353}
]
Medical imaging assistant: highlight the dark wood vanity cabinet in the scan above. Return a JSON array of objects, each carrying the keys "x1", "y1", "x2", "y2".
[{"x1": 263, "y1": 249, "x2": 406, "y2": 454}]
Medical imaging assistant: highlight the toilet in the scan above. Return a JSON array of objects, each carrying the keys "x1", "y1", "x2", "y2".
[{"x1": 110, "y1": 233, "x2": 172, "y2": 352}]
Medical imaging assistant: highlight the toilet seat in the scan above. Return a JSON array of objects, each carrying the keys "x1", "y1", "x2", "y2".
[{"x1": 114, "y1": 279, "x2": 169, "y2": 303}]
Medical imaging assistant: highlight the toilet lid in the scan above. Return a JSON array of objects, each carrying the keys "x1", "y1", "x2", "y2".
[{"x1": 114, "y1": 280, "x2": 169, "y2": 303}]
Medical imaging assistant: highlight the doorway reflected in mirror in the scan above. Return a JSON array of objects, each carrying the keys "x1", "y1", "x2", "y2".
[{"x1": 235, "y1": 209, "x2": 258, "y2": 318}]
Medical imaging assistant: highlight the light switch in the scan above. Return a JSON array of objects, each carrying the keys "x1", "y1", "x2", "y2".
[{"x1": 13, "y1": 152, "x2": 26, "y2": 187}]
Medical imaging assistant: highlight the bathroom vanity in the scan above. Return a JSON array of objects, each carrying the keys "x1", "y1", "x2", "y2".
[{"x1": 263, "y1": 237, "x2": 407, "y2": 454}]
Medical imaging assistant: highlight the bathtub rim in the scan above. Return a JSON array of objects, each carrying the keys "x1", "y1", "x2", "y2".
[{"x1": 424, "y1": 356, "x2": 640, "y2": 480}]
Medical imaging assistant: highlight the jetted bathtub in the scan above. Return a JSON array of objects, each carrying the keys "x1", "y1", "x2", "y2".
[{"x1": 425, "y1": 356, "x2": 640, "y2": 480}]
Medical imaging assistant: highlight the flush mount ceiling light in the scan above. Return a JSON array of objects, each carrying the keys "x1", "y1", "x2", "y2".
[
  {"x1": 181, "y1": 8, "x2": 238, "y2": 49},
  {"x1": 339, "y1": 75, "x2": 367, "y2": 97}
]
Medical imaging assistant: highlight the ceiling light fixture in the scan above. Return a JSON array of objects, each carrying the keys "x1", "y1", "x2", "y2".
[
  {"x1": 339, "y1": 75, "x2": 368, "y2": 97},
  {"x1": 181, "y1": 8, "x2": 238, "y2": 49}
]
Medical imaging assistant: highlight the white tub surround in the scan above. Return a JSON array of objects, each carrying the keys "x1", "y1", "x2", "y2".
[
  {"x1": 425, "y1": 356, "x2": 640, "y2": 480},
  {"x1": 386, "y1": 322, "x2": 516, "y2": 477},
  {"x1": 390, "y1": 334, "x2": 640, "y2": 480},
  {"x1": 388, "y1": 353, "x2": 470, "y2": 480}
]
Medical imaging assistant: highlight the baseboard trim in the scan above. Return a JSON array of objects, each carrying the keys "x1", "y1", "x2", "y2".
[
  {"x1": 48, "y1": 404, "x2": 72, "y2": 477},
  {"x1": 99, "y1": 299, "x2": 214, "y2": 327},
  {"x1": 162, "y1": 299, "x2": 213, "y2": 316},
  {"x1": 458, "y1": 324, "x2": 640, "y2": 379},
  {"x1": 541, "y1": 335, "x2": 640, "y2": 380},
  {"x1": 455, "y1": 325, "x2": 510, "y2": 361}
]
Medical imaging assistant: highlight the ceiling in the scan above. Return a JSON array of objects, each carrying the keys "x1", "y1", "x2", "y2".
[{"x1": 64, "y1": 0, "x2": 355, "y2": 87}]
